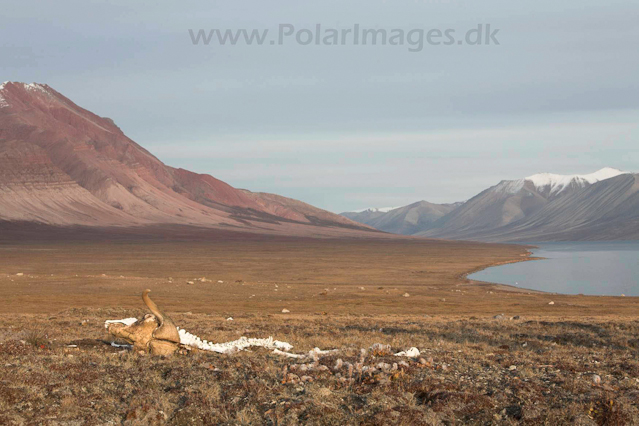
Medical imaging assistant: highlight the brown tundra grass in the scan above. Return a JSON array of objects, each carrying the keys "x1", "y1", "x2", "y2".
[
  {"x1": 1, "y1": 312, "x2": 639, "y2": 425},
  {"x1": 0, "y1": 235, "x2": 638, "y2": 424}
]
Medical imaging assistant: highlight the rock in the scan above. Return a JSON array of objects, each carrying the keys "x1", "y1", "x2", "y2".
[
  {"x1": 511, "y1": 315, "x2": 521, "y2": 320},
  {"x1": 226, "y1": 317, "x2": 233, "y2": 321},
  {"x1": 508, "y1": 365, "x2": 517, "y2": 371},
  {"x1": 548, "y1": 301, "x2": 555, "y2": 305},
  {"x1": 403, "y1": 293, "x2": 410, "y2": 298},
  {"x1": 187, "y1": 281, "x2": 194, "y2": 285},
  {"x1": 493, "y1": 314, "x2": 505, "y2": 320},
  {"x1": 593, "y1": 374, "x2": 602, "y2": 385},
  {"x1": 15, "y1": 273, "x2": 23, "y2": 276},
  {"x1": 281, "y1": 309, "x2": 290, "y2": 313},
  {"x1": 217, "y1": 280, "x2": 224, "y2": 284},
  {"x1": 394, "y1": 347, "x2": 420, "y2": 357},
  {"x1": 358, "y1": 287, "x2": 365, "y2": 290}
]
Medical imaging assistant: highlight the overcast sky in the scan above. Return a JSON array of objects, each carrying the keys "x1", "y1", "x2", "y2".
[{"x1": 2, "y1": 0, "x2": 638, "y2": 212}]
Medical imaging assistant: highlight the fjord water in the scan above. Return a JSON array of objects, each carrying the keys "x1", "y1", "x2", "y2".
[{"x1": 469, "y1": 242, "x2": 639, "y2": 296}]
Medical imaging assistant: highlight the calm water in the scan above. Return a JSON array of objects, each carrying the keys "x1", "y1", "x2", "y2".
[{"x1": 469, "y1": 242, "x2": 639, "y2": 296}]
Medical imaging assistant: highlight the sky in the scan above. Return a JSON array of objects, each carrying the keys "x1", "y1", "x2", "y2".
[{"x1": 1, "y1": 0, "x2": 638, "y2": 212}]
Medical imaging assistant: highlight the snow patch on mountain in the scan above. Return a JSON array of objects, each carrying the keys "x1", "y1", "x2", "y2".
[
  {"x1": 526, "y1": 167, "x2": 626, "y2": 194},
  {"x1": 351, "y1": 206, "x2": 400, "y2": 213},
  {"x1": 0, "y1": 82, "x2": 53, "y2": 109},
  {"x1": 494, "y1": 179, "x2": 525, "y2": 194},
  {"x1": 23, "y1": 83, "x2": 49, "y2": 94},
  {"x1": 495, "y1": 168, "x2": 627, "y2": 195},
  {"x1": 0, "y1": 82, "x2": 9, "y2": 108}
]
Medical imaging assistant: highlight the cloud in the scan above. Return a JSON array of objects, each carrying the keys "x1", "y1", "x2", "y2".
[{"x1": 2, "y1": 0, "x2": 637, "y2": 211}]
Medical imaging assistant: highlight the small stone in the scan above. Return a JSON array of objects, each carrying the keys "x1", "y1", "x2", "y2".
[
  {"x1": 217, "y1": 280, "x2": 224, "y2": 284},
  {"x1": 15, "y1": 273, "x2": 23, "y2": 276},
  {"x1": 358, "y1": 287, "x2": 365, "y2": 290},
  {"x1": 493, "y1": 314, "x2": 505, "y2": 320},
  {"x1": 508, "y1": 365, "x2": 517, "y2": 371},
  {"x1": 548, "y1": 301, "x2": 555, "y2": 305},
  {"x1": 403, "y1": 293, "x2": 410, "y2": 298},
  {"x1": 593, "y1": 375, "x2": 602, "y2": 385},
  {"x1": 226, "y1": 317, "x2": 233, "y2": 321},
  {"x1": 187, "y1": 281, "x2": 194, "y2": 285},
  {"x1": 281, "y1": 309, "x2": 290, "y2": 313}
]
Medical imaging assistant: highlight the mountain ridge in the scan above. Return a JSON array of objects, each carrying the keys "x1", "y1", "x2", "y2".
[
  {"x1": 342, "y1": 168, "x2": 637, "y2": 241},
  {"x1": 0, "y1": 81, "x2": 374, "y2": 237}
]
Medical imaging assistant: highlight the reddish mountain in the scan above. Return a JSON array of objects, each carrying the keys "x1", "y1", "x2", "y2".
[{"x1": 0, "y1": 82, "x2": 373, "y2": 236}]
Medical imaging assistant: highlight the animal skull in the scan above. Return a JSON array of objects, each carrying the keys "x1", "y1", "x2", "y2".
[{"x1": 107, "y1": 289, "x2": 181, "y2": 356}]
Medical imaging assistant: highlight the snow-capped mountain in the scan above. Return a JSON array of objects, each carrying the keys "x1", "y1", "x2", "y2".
[
  {"x1": 342, "y1": 168, "x2": 638, "y2": 241},
  {"x1": 496, "y1": 167, "x2": 627, "y2": 195},
  {"x1": 422, "y1": 167, "x2": 636, "y2": 241}
]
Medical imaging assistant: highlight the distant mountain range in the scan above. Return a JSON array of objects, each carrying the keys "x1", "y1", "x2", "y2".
[
  {"x1": 0, "y1": 81, "x2": 375, "y2": 237},
  {"x1": 342, "y1": 201, "x2": 462, "y2": 236},
  {"x1": 3, "y1": 81, "x2": 636, "y2": 242},
  {"x1": 342, "y1": 168, "x2": 639, "y2": 242}
]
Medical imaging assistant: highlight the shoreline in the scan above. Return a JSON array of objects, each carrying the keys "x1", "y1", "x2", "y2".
[{"x1": 460, "y1": 244, "x2": 548, "y2": 294}]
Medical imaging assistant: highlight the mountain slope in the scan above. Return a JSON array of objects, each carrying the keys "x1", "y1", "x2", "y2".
[
  {"x1": 342, "y1": 201, "x2": 461, "y2": 235},
  {"x1": 420, "y1": 169, "x2": 635, "y2": 241},
  {"x1": 0, "y1": 81, "x2": 371, "y2": 236},
  {"x1": 342, "y1": 168, "x2": 637, "y2": 241},
  {"x1": 462, "y1": 173, "x2": 639, "y2": 242}
]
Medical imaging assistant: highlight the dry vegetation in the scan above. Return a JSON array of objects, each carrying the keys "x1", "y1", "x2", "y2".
[
  {"x1": 0, "y1": 231, "x2": 638, "y2": 424},
  {"x1": 0, "y1": 235, "x2": 636, "y2": 317},
  {"x1": 1, "y1": 313, "x2": 639, "y2": 425}
]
